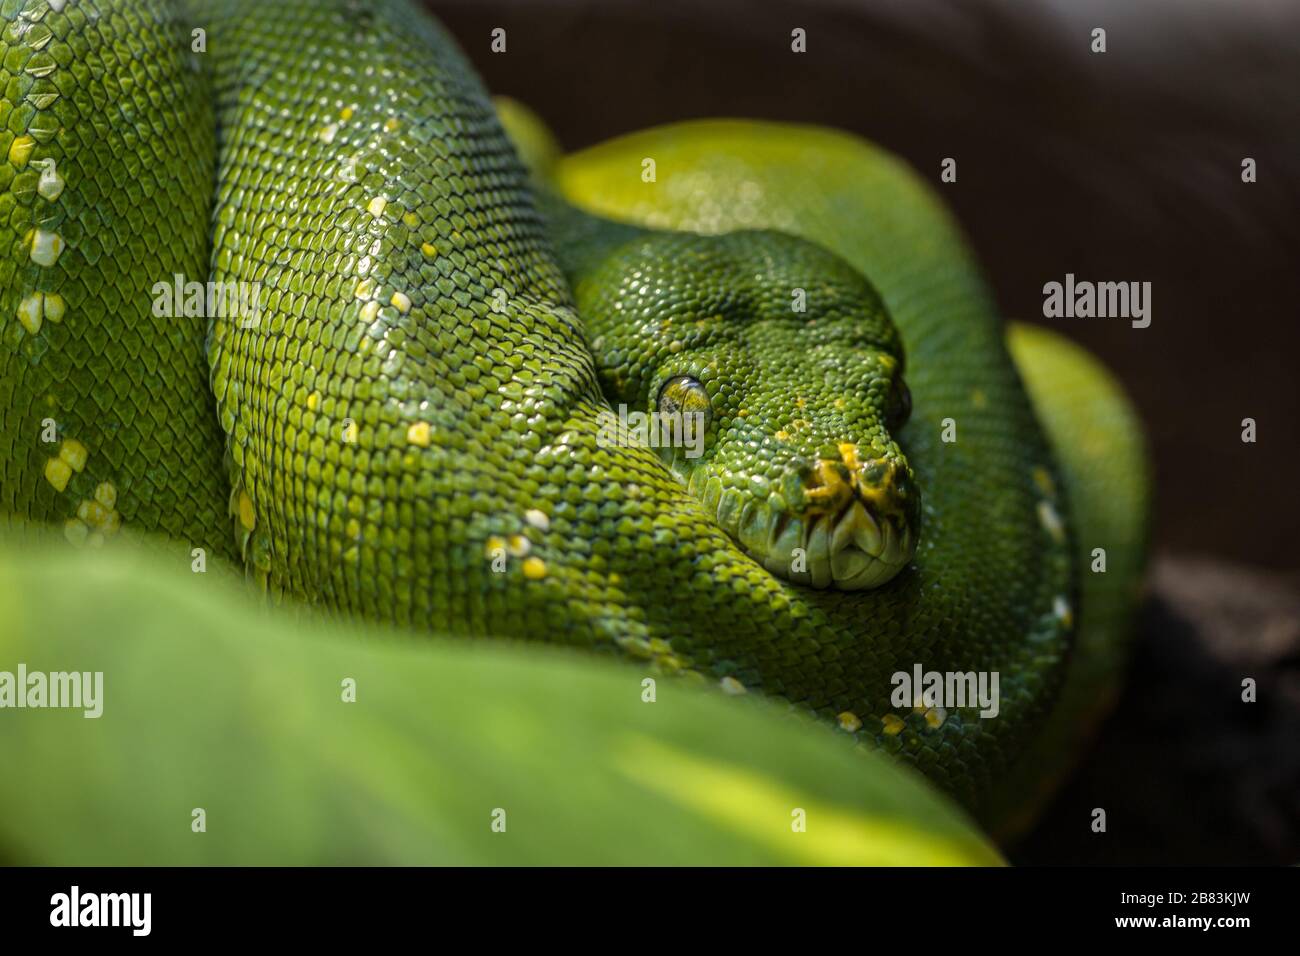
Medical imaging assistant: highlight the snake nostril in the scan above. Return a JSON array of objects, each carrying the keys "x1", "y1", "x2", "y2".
[
  {"x1": 802, "y1": 458, "x2": 854, "y2": 512},
  {"x1": 856, "y1": 459, "x2": 920, "y2": 526},
  {"x1": 862, "y1": 458, "x2": 889, "y2": 485},
  {"x1": 792, "y1": 458, "x2": 822, "y2": 485}
]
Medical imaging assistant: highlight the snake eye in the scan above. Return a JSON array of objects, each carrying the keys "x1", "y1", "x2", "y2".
[
  {"x1": 886, "y1": 377, "x2": 912, "y2": 431},
  {"x1": 658, "y1": 375, "x2": 713, "y2": 431}
]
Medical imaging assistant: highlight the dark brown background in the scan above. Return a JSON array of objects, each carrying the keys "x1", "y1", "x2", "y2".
[{"x1": 434, "y1": 0, "x2": 1300, "y2": 862}]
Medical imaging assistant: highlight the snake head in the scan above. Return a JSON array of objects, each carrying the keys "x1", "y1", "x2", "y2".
[{"x1": 576, "y1": 228, "x2": 919, "y2": 590}]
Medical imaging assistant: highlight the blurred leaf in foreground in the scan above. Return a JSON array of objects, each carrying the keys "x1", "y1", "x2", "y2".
[{"x1": 0, "y1": 537, "x2": 1001, "y2": 865}]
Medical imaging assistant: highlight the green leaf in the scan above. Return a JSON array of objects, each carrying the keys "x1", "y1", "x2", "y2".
[{"x1": 0, "y1": 538, "x2": 1001, "y2": 865}]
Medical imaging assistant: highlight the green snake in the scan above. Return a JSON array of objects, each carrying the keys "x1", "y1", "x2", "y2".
[{"x1": 0, "y1": 0, "x2": 1148, "y2": 860}]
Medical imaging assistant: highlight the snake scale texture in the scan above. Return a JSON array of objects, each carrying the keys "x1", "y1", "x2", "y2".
[{"x1": 0, "y1": 0, "x2": 1147, "y2": 825}]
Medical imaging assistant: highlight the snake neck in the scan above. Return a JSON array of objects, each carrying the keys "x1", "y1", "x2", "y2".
[{"x1": 533, "y1": 188, "x2": 650, "y2": 287}]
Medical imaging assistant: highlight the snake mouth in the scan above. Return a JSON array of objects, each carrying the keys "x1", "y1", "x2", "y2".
[
  {"x1": 705, "y1": 445, "x2": 918, "y2": 590},
  {"x1": 733, "y1": 497, "x2": 916, "y2": 590}
]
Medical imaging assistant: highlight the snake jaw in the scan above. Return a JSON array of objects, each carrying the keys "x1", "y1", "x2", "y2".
[
  {"x1": 718, "y1": 449, "x2": 919, "y2": 590},
  {"x1": 758, "y1": 501, "x2": 915, "y2": 590}
]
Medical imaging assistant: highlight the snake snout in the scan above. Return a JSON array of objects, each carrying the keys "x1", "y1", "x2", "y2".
[
  {"x1": 801, "y1": 445, "x2": 918, "y2": 589},
  {"x1": 717, "y1": 443, "x2": 919, "y2": 591}
]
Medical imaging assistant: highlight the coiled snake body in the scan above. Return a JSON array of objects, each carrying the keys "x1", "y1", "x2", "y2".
[{"x1": 0, "y1": 0, "x2": 1147, "y2": 825}]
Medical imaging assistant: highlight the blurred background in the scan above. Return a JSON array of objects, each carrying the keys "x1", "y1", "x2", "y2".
[{"x1": 434, "y1": 0, "x2": 1300, "y2": 863}]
